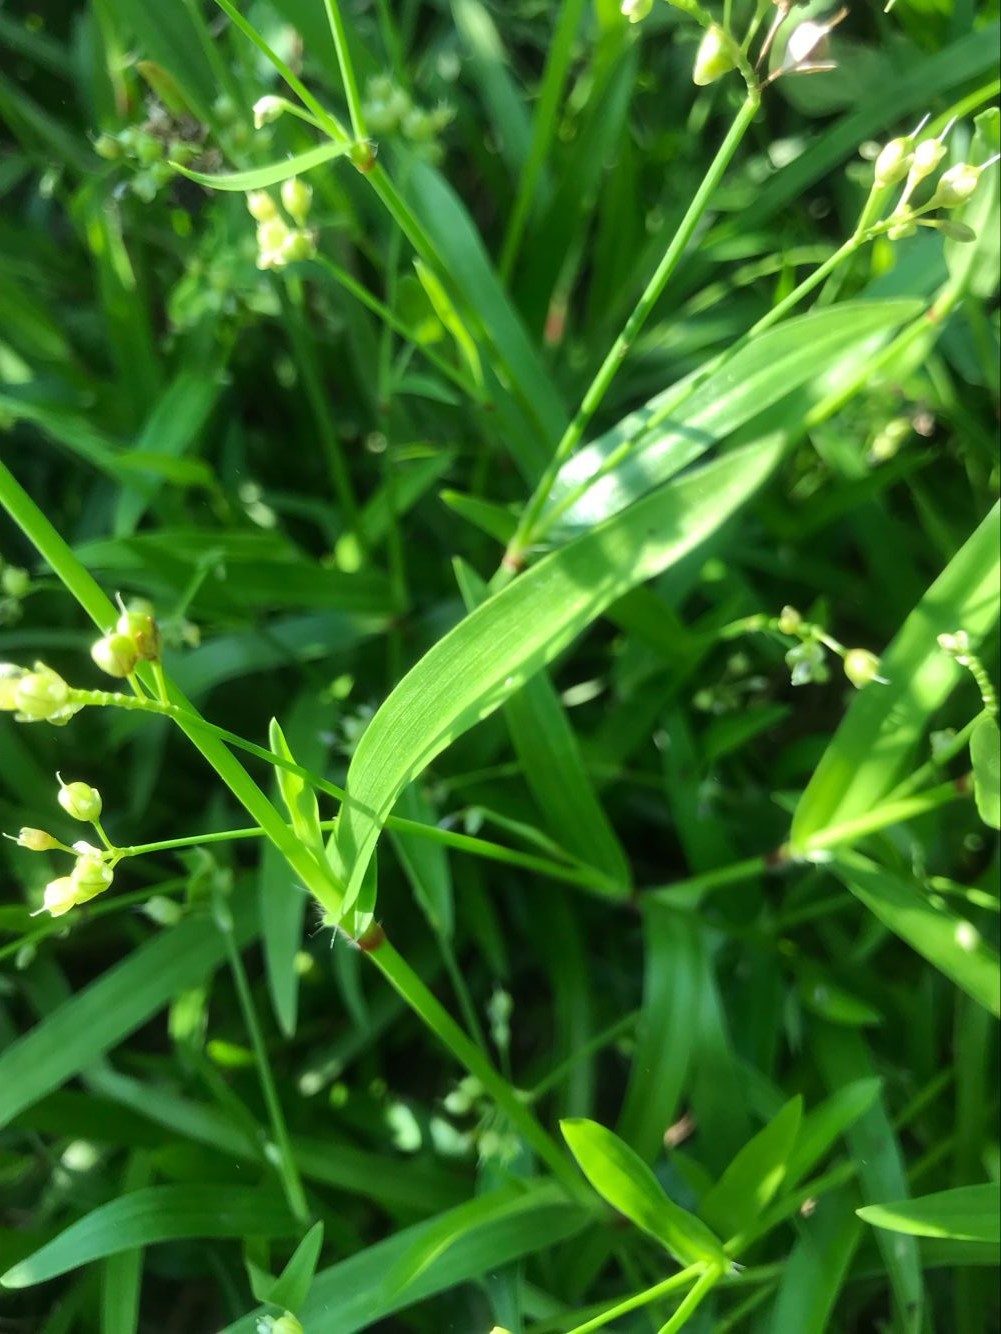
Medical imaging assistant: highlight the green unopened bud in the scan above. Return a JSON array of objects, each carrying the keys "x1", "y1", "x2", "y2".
[
  {"x1": 621, "y1": 0, "x2": 653, "y2": 20},
  {"x1": 270, "y1": 1316, "x2": 304, "y2": 1334},
  {"x1": 281, "y1": 229, "x2": 316, "y2": 263},
  {"x1": 0, "y1": 664, "x2": 26, "y2": 710},
  {"x1": 280, "y1": 176, "x2": 312, "y2": 225},
  {"x1": 932, "y1": 162, "x2": 984, "y2": 208},
  {"x1": 17, "y1": 828, "x2": 59, "y2": 851},
  {"x1": 693, "y1": 25, "x2": 738, "y2": 86},
  {"x1": 116, "y1": 607, "x2": 162, "y2": 661},
  {"x1": 777, "y1": 605, "x2": 803, "y2": 635},
  {"x1": 93, "y1": 133, "x2": 122, "y2": 161},
  {"x1": 134, "y1": 133, "x2": 162, "y2": 165},
  {"x1": 8, "y1": 664, "x2": 78, "y2": 723},
  {"x1": 43, "y1": 876, "x2": 81, "y2": 917},
  {"x1": 937, "y1": 630, "x2": 971, "y2": 661},
  {"x1": 91, "y1": 633, "x2": 139, "y2": 678},
  {"x1": 874, "y1": 138, "x2": 913, "y2": 188},
  {"x1": 886, "y1": 217, "x2": 917, "y2": 240},
  {"x1": 843, "y1": 648, "x2": 887, "y2": 689},
  {"x1": 252, "y1": 95, "x2": 288, "y2": 130},
  {"x1": 1, "y1": 566, "x2": 30, "y2": 598},
  {"x1": 71, "y1": 853, "x2": 114, "y2": 904},
  {"x1": 246, "y1": 190, "x2": 278, "y2": 222},
  {"x1": 909, "y1": 136, "x2": 947, "y2": 182},
  {"x1": 58, "y1": 779, "x2": 103, "y2": 823}
]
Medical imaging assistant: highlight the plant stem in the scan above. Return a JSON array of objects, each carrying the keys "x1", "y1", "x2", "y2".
[
  {"x1": 498, "y1": 0, "x2": 587, "y2": 281},
  {"x1": 365, "y1": 933, "x2": 587, "y2": 1200},
  {"x1": 279, "y1": 280, "x2": 361, "y2": 533},
  {"x1": 215, "y1": 896, "x2": 310, "y2": 1223},
  {"x1": 565, "y1": 1264, "x2": 703, "y2": 1334},
  {"x1": 503, "y1": 91, "x2": 760, "y2": 567},
  {"x1": 656, "y1": 1265, "x2": 723, "y2": 1334},
  {"x1": 312, "y1": 254, "x2": 488, "y2": 403},
  {"x1": 211, "y1": 0, "x2": 349, "y2": 143},
  {"x1": 321, "y1": 0, "x2": 368, "y2": 140},
  {"x1": 801, "y1": 779, "x2": 969, "y2": 855}
]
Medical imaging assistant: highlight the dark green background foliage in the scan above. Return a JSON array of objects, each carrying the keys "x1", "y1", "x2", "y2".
[{"x1": 0, "y1": 0, "x2": 998, "y2": 1331}]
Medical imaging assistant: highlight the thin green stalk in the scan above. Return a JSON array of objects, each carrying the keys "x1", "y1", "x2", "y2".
[
  {"x1": 365, "y1": 933, "x2": 587, "y2": 1200},
  {"x1": 565, "y1": 1265, "x2": 703, "y2": 1334},
  {"x1": 312, "y1": 254, "x2": 487, "y2": 403},
  {"x1": 321, "y1": 0, "x2": 368, "y2": 140},
  {"x1": 647, "y1": 853, "x2": 774, "y2": 904},
  {"x1": 656, "y1": 1265, "x2": 724, "y2": 1334},
  {"x1": 215, "y1": 896, "x2": 310, "y2": 1223},
  {"x1": 802, "y1": 779, "x2": 970, "y2": 855},
  {"x1": 532, "y1": 232, "x2": 867, "y2": 544},
  {"x1": 528, "y1": 1009, "x2": 639, "y2": 1101},
  {"x1": 888, "y1": 714, "x2": 981, "y2": 802},
  {"x1": 278, "y1": 280, "x2": 361, "y2": 533},
  {"x1": 211, "y1": 0, "x2": 349, "y2": 142},
  {"x1": 504, "y1": 92, "x2": 760, "y2": 566},
  {"x1": 498, "y1": 0, "x2": 588, "y2": 281},
  {"x1": 100, "y1": 765, "x2": 616, "y2": 894},
  {"x1": 438, "y1": 935, "x2": 490, "y2": 1055}
]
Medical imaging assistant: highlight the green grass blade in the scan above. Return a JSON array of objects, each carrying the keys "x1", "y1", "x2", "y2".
[
  {"x1": 699, "y1": 1097, "x2": 803, "y2": 1241},
  {"x1": 219, "y1": 1182, "x2": 586, "y2": 1333},
  {"x1": 813, "y1": 1025, "x2": 924, "y2": 1331},
  {"x1": 616, "y1": 905, "x2": 702, "y2": 1162},
  {"x1": 0, "y1": 901, "x2": 257, "y2": 1127},
  {"x1": 329, "y1": 436, "x2": 782, "y2": 911},
  {"x1": 174, "y1": 141, "x2": 351, "y2": 190},
  {"x1": 791, "y1": 503, "x2": 1001, "y2": 848},
  {"x1": 858, "y1": 1185, "x2": 1001, "y2": 1244},
  {"x1": 971, "y1": 715, "x2": 1001, "y2": 829},
  {"x1": 1, "y1": 1186, "x2": 297, "y2": 1288},
  {"x1": 834, "y1": 853, "x2": 1001, "y2": 1017},
  {"x1": 548, "y1": 300, "x2": 920, "y2": 532},
  {"x1": 561, "y1": 1118, "x2": 728, "y2": 1267}
]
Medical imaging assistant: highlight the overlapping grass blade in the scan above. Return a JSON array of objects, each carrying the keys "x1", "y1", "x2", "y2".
[{"x1": 329, "y1": 436, "x2": 783, "y2": 910}]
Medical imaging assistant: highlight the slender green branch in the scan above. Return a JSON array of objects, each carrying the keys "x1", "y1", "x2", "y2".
[
  {"x1": 311, "y1": 254, "x2": 488, "y2": 404},
  {"x1": 565, "y1": 1264, "x2": 703, "y2": 1334},
  {"x1": 321, "y1": 0, "x2": 368, "y2": 140},
  {"x1": 503, "y1": 92, "x2": 761, "y2": 566},
  {"x1": 211, "y1": 0, "x2": 348, "y2": 142},
  {"x1": 365, "y1": 933, "x2": 588, "y2": 1200},
  {"x1": 498, "y1": 0, "x2": 587, "y2": 281},
  {"x1": 656, "y1": 1265, "x2": 724, "y2": 1334},
  {"x1": 215, "y1": 895, "x2": 310, "y2": 1223},
  {"x1": 278, "y1": 280, "x2": 361, "y2": 531}
]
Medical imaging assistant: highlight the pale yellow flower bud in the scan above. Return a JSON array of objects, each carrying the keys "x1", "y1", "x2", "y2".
[{"x1": 58, "y1": 779, "x2": 103, "y2": 823}]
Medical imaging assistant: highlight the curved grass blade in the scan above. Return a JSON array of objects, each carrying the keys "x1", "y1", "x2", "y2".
[
  {"x1": 699, "y1": 1097, "x2": 803, "y2": 1241},
  {"x1": 547, "y1": 301, "x2": 921, "y2": 533},
  {"x1": 173, "y1": 141, "x2": 350, "y2": 190},
  {"x1": 561, "y1": 1117, "x2": 728, "y2": 1268},
  {"x1": 1, "y1": 1186, "x2": 297, "y2": 1288},
  {"x1": 834, "y1": 853, "x2": 1001, "y2": 1017},
  {"x1": 858, "y1": 1184, "x2": 1001, "y2": 1244},
  {"x1": 329, "y1": 436, "x2": 783, "y2": 911},
  {"x1": 0, "y1": 900, "x2": 257, "y2": 1128},
  {"x1": 219, "y1": 1182, "x2": 585, "y2": 1333},
  {"x1": 791, "y1": 504, "x2": 1001, "y2": 849}
]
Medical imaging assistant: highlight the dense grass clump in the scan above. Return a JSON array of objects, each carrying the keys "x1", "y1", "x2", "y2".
[{"x1": 0, "y1": 1, "x2": 998, "y2": 1330}]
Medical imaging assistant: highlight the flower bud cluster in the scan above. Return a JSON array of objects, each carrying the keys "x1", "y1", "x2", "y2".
[
  {"x1": 0, "y1": 662, "x2": 82, "y2": 725},
  {"x1": 777, "y1": 608, "x2": 887, "y2": 690},
  {"x1": 10, "y1": 778, "x2": 116, "y2": 919},
  {"x1": 872, "y1": 117, "x2": 999, "y2": 245},
  {"x1": 92, "y1": 99, "x2": 207, "y2": 204},
  {"x1": 246, "y1": 179, "x2": 316, "y2": 271},
  {"x1": 362, "y1": 76, "x2": 453, "y2": 160},
  {"x1": 91, "y1": 603, "x2": 163, "y2": 679},
  {"x1": 0, "y1": 556, "x2": 31, "y2": 627}
]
